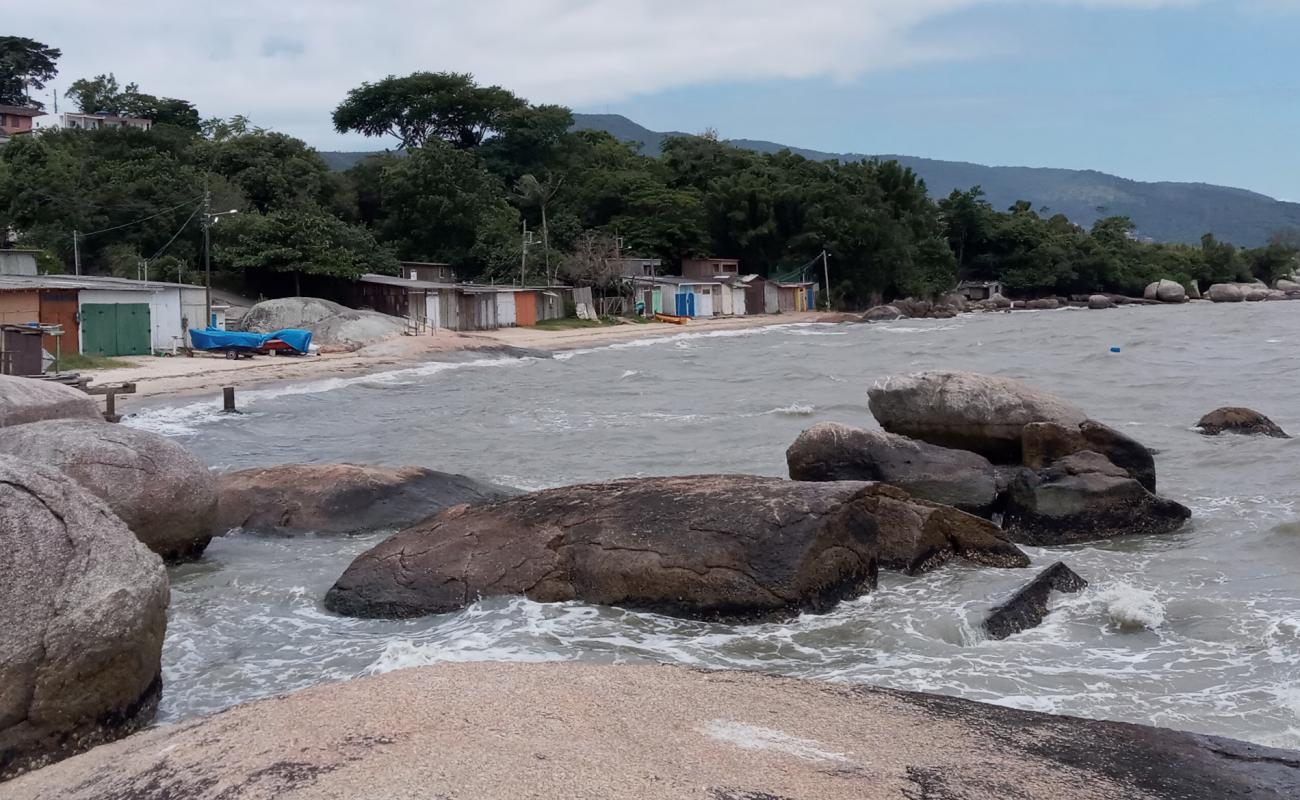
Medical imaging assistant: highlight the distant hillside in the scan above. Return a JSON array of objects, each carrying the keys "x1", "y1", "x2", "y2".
[
  {"x1": 572, "y1": 114, "x2": 1300, "y2": 246},
  {"x1": 322, "y1": 115, "x2": 1300, "y2": 246}
]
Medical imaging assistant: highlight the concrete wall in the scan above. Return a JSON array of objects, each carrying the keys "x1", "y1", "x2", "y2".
[{"x1": 0, "y1": 251, "x2": 38, "y2": 276}]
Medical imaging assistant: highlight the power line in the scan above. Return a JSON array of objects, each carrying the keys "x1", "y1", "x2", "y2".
[
  {"x1": 75, "y1": 195, "x2": 204, "y2": 239},
  {"x1": 145, "y1": 204, "x2": 202, "y2": 263}
]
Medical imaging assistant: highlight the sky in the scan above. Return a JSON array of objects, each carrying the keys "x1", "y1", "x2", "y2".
[{"x1": 11, "y1": 0, "x2": 1300, "y2": 199}]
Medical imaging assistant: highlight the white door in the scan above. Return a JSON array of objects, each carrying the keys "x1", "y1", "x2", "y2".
[
  {"x1": 495, "y1": 291, "x2": 517, "y2": 327},
  {"x1": 732, "y1": 287, "x2": 747, "y2": 316},
  {"x1": 426, "y1": 293, "x2": 439, "y2": 331},
  {"x1": 697, "y1": 288, "x2": 714, "y2": 317}
]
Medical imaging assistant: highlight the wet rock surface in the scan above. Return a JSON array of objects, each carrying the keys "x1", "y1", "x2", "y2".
[
  {"x1": 1196, "y1": 407, "x2": 1289, "y2": 438},
  {"x1": 786, "y1": 421, "x2": 998, "y2": 513},
  {"x1": 983, "y1": 561, "x2": 1088, "y2": 640},
  {"x1": 325, "y1": 476, "x2": 883, "y2": 621},
  {"x1": 6, "y1": 663, "x2": 1297, "y2": 800},
  {"x1": 0, "y1": 419, "x2": 218, "y2": 562},
  {"x1": 1003, "y1": 452, "x2": 1190, "y2": 545},
  {"x1": 0, "y1": 456, "x2": 168, "y2": 782},
  {"x1": 215, "y1": 463, "x2": 517, "y2": 536}
]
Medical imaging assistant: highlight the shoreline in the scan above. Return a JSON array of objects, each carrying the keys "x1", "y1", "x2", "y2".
[{"x1": 80, "y1": 311, "x2": 832, "y2": 405}]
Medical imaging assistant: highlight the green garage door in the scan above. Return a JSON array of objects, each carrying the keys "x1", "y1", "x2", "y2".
[{"x1": 82, "y1": 303, "x2": 151, "y2": 356}]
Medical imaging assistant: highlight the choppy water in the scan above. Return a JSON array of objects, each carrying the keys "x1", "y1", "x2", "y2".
[{"x1": 131, "y1": 303, "x2": 1300, "y2": 748}]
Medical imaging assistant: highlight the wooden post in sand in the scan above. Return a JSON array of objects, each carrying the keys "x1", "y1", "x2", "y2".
[{"x1": 222, "y1": 386, "x2": 237, "y2": 413}]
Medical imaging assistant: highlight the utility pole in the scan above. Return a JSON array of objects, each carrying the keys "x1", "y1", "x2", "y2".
[
  {"x1": 202, "y1": 189, "x2": 212, "y2": 328},
  {"x1": 520, "y1": 219, "x2": 528, "y2": 287},
  {"x1": 72, "y1": 230, "x2": 81, "y2": 275},
  {"x1": 821, "y1": 249, "x2": 831, "y2": 311}
]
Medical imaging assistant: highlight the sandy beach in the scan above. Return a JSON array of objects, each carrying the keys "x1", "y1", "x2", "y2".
[{"x1": 77, "y1": 311, "x2": 831, "y2": 405}]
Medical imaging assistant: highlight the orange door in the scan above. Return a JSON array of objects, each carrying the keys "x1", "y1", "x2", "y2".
[
  {"x1": 515, "y1": 291, "x2": 538, "y2": 327},
  {"x1": 39, "y1": 291, "x2": 80, "y2": 354}
]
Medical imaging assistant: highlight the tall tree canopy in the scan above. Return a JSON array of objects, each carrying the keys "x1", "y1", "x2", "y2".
[
  {"x1": 0, "y1": 36, "x2": 60, "y2": 109},
  {"x1": 332, "y1": 72, "x2": 526, "y2": 150},
  {"x1": 64, "y1": 73, "x2": 201, "y2": 130}
]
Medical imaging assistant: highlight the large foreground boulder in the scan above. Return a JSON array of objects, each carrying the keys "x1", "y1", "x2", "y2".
[
  {"x1": 241, "y1": 297, "x2": 406, "y2": 351},
  {"x1": 868, "y1": 371, "x2": 1087, "y2": 462},
  {"x1": 8, "y1": 662, "x2": 1297, "y2": 800},
  {"x1": 0, "y1": 456, "x2": 168, "y2": 781},
  {"x1": 1196, "y1": 407, "x2": 1289, "y2": 438},
  {"x1": 786, "y1": 422, "x2": 998, "y2": 513},
  {"x1": 215, "y1": 463, "x2": 517, "y2": 536},
  {"x1": 325, "y1": 476, "x2": 881, "y2": 622},
  {"x1": 0, "y1": 420, "x2": 217, "y2": 562},
  {"x1": 1003, "y1": 452, "x2": 1190, "y2": 545},
  {"x1": 0, "y1": 376, "x2": 99, "y2": 428}
]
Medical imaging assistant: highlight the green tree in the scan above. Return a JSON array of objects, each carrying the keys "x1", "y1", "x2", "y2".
[
  {"x1": 938, "y1": 187, "x2": 994, "y2": 275},
  {"x1": 0, "y1": 36, "x2": 60, "y2": 109},
  {"x1": 215, "y1": 208, "x2": 397, "y2": 295},
  {"x1": 65, "y1": 73, "x2": 128, "y2": 114},
  {"x1": 512, "y1": 173, "x2": 564, "y2": 281},
  {"x1": 197, "y1": 131, "x2": 333, "y2": 214},
  {"x1": 333, "y1": 72, "x2": 526, "y2": 150}
]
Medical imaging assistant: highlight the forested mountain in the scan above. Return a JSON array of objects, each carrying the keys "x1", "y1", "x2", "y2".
[{"x1": 561, "y1": 114, "x2": 1300, "y2": 247}]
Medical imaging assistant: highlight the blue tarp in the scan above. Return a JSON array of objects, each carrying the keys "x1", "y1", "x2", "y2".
[{"x1": 189, "y1": 327, "x2": 312, "y2": 354}]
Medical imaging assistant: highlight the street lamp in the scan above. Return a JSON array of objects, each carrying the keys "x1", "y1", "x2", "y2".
[{"x1": 201, "y1": 190, "x2": 239, "y2": 328}]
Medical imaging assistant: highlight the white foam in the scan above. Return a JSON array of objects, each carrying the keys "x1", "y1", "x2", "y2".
[
  {"x1": 768, "y1": 403, "x2": 816, "y2": 417},
  {"x1": 1102, "y1": 585, "x2": 1166, "y2": 631},
  {"x1": 125, "y1": 356, "x2": 528, "y2": 435}
]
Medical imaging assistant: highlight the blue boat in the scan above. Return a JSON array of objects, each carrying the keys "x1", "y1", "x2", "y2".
[{"x1": 189, "y1": 328, "x2": 312, "y2": 356}]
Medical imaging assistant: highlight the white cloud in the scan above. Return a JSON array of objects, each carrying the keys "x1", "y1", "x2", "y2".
[{"x1": 10, "y1": 0, "x2": 1221, "y2": 146}]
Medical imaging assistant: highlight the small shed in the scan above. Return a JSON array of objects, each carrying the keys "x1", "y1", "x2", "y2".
[
  {"x1": 357, "y1": 273, "x2": 443, "y2": 332},
  {"x1": 773, "y1": 281, "x2": 816, "y2": 313}
]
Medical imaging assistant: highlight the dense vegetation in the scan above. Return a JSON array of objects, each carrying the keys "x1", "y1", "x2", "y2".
[{"x1": 1, "y1": 45, "x2": 1296, "y2": 306}]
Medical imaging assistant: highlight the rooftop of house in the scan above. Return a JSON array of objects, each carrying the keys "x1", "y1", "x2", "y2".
[
  {"x1": 0, "y1": 274, "x2": 203, "y2": 291},
  {"x1": 0, "y1": 106, "x2": 45, "y2": 118}
]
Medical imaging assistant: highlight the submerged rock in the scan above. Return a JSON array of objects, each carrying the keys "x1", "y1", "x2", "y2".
[
  {"x1": 983, "y1": 562, "x2": 1088, "y2": 640},
  {"x1": 10, "y1": 662, "x2": 1298, "y2": 800},
  {"x1": 0, "y1": 456, "x2": 168, "y2": 781},
  {"x1": 1002, "y1": 452, "x2": 1190, "y2": 545},
  {"x1": 215, "y1": 463, "x2": 516, "y2": 536},
  {"x1": 0, "y1": 420, "x2": 217, "y2": 562},
  {"x1": 0, "y1": 375, "x2": 100, "y2": 428},
  {"x1": 325, "y1": 476, "x2": 881, "y2": 622},
  {"x1": 1196, "y1": 407, "x2": 1290, "y2": 438},
  {"x1": 786, "y1": 422, "x2": 998, "y2": 514},
  {"x1": 1025, "y1": 298, "x2": 1059, "y2": 310},
  {"x1": 868, "y1": 371, "x2": 1087, "y2": 462}
]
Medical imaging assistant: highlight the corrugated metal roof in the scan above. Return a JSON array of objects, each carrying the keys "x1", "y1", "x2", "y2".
[
  {"x1": 0, "y1": 275, "x2": 153, "y2": 292},
  {"x1": 360, "y1": 273, "x2": 448, "y2": 290}
]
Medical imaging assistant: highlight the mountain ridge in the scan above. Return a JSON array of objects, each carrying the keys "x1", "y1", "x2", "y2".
[{"x1": 321, "y1": 113, "x2": 1300, "y2": 246}]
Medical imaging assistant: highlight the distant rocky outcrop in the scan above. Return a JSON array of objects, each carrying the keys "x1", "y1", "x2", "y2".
[
  {"x1": 215, "y1": 463, "x2": 517, "y2": 536},
  {"x1": 1144, "y1": 279, "x2": 1187, "y2": 303},
  {"x1": 10, "y1": 662, "x2": 1298, "y2": 800},
  {"x1": 983, "y1": 561, "x2": 1088, "y2": 640},
  {"x1": 0, "y1": 456, "x2": 168, "y2": 781},
  {"x1": 1002, "y1": 452, "x2": 1190, "y2": 545},
  {"x1": 1087, "y1": 294, "x2": 1115, "y2": 309},
  {"x1": 241, "y1": 297, "x2": 405, "y2": 352},
  {"x1": 1196, "y1": 407, "x2": 1290, "y2": 438},
  {"x1": 786, "y1": 422, "x2": 997, "y2": 514},
  {"x1": 1206, "y1": 283, "x2": 1245, "y2": 303},
  {"x1": 0, "y1": 420, "x2": 217, "y2": 562},
  {"x1": 0, "y1": 375, "x2": 100, "y2": 428},
  {"x1": 861, "y1": 304, "x2": 902, "y2": 322},
  {"x1": 868, "y1": 371, "x2": 1087, "y2": 462}
]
